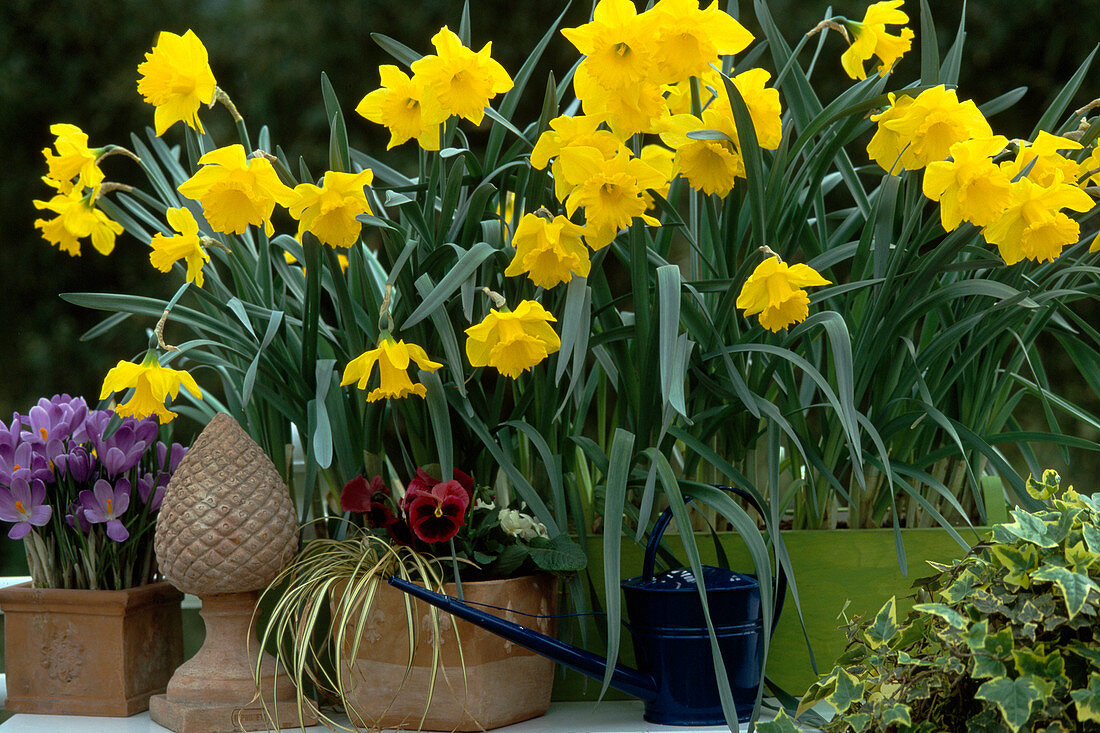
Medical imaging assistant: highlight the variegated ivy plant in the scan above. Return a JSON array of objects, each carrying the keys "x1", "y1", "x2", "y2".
[{"x1": 780, "y1": 470, "x2": 1100, "y2": 732}]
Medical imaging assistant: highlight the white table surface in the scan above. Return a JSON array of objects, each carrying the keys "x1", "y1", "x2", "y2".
[{"x1": 0, "y1": 672, "x2": 793, "y2": 732}]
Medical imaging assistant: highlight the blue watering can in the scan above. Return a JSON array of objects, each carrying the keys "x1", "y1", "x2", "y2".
[{"x1": 388, "y1": 489, "x2": 785, "y2": 726}]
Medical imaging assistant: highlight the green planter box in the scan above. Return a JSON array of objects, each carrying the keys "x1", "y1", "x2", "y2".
[{"x1": 551, "y1": 526, "x2": 988, "y2": 701}]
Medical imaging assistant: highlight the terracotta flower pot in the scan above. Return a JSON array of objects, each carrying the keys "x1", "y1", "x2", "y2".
[
  {"x1": 338, "y1": 573, "x2": 557, "y2": 731},
  {"x1": 0, "y1": 580, "x2": 183, "y2": 716}
]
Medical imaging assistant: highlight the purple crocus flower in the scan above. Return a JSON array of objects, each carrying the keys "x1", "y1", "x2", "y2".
[
  {"x1": 129, "y1": 417, "x2": 159, "y2": 451},
  {"x1": 20, "y1": 396, "x2": 87, "y2": 456},
  {"x1": 0, "y1": 442, "x2": 52, "y2": 486},
  {"x1": 65, "y1": 502, "x2": 91, "y2": 534},
  {"x1": 79, "y1": 478, "x2": 131, "y2": 542},
  {"x1": 137, "y1": 472, "x2": 165, "y2": 512},
  {"x1": 54, "y1": 445, "x2": 96, "y2": 484},
  {"x1": 0, "y1": 477, "x2": 52, "y2": 539},
  {"x1": 72, "y1": 409, "x2": 111, "y2": 446},
  {"x1": 96, "y1": 423, "x2": 148, "y2": 478},
  {"x1": 0, "y1": 413, "x2": 20, "y2": 465}
]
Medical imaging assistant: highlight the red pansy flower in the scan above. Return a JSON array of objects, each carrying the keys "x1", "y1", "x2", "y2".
[
  {"x1": 340, "y1": 475, "x2": 391, "y2": 521},
  {"x1": 404, "y1": 467, "x2": 474, "y2": 509},
  {"x1": 405, "y1": 479, "x2": 471, "y2": 544}
]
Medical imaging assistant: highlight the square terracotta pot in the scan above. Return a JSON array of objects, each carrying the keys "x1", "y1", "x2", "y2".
[
  {"x1": 0, "y1": 580, "x2": 184, "y2": 716},
  {"x1": 337, "y1": 574, "x2": 557, "y2": 731}
]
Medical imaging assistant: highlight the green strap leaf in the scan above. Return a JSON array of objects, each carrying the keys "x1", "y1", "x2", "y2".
[{"x1": 400, "y1": 242, "x2": 497, "y2": 329}]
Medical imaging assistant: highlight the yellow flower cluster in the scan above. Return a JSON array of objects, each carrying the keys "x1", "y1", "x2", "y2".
[
  {"x1": 33, "y1": 124, "x2": 121, "y2": 257},
  {"x1": 839, "y1": 0, "x2": 915, "y2": 80},
  {"x1": 355, "y1": 27, "x2": 513, "y2": 150},
  {"x1": 870, "y1": 86, "x2": 1098, "y2": 265}
]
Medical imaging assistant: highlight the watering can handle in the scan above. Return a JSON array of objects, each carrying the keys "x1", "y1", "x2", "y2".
[{"x1": 641, "y1": 487, "x2": 787, "y2": 633}]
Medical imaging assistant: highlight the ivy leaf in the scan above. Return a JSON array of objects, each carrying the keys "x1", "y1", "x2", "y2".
[
  {"x1": 914, "y1": 603, "x2": 968, "y2": 629},
  {"x1": 1013, "y1": 646, "x2": 1069, "y2": 689},
  {"x1": 1027, "y1": 470, "x2": 1062, "y2": 500},
  {"x1": 843, "y1": 712, "x2": 870, "y2": 732},
  {"x1": 880, "y1": 703, "x2": 912, "y2": 727},
  {"x1": 864, "y1": 596, "x2": 899, "y2": 649},
  {"x1": 990, "y1": 544, "x2": 1040, "y2": 588},
  {"x1": 1068, "y1": 642, "x2": 1100, "y2": 666},
  {"x1": 975, "y1": 675, "x2": 1045, "y2": 730},
  {"x1": 827, "y1": 668, "x2": 865, "y2": 714},
  {"x1": 1071, "y1": 673, "x2": 1100, "y2": 723},
  {"x1": 973, "y1": 655, "x2": 1006, "y2": 679},
  {"x1": 526, "y1": 534, "x2": 587, "y2": 572},
  {"x1": 1083, "y1": 523, "x2": 1100, "y2": 554},
  {"x1": 984, "y1": 628, "x2": 1015, "y2": 659},
  {"x1": 999, "y1": 509, "x2": 1059, "y2": 548},
  {"x1": 755, "y1": 709, "x2": 802, "y2": 732},
  {"x1": 965, "y1": 618, "x2": 989, "y2": 651},
  {"x1": 1032, "y1": 565, "x2": 1099, "y2": 620},
  {"x1": 940, "y1": 571, "x2": 979, "y2": 603}
]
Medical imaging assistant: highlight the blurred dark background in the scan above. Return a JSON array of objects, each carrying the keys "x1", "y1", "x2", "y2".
[{"x1": 2, "y1": 0, "x2": 1098, "y2": 472}]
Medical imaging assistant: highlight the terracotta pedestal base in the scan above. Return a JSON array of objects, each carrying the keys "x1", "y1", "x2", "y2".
[{"x1": 149, "y1": 590, "x2": 316, "y2": 733}]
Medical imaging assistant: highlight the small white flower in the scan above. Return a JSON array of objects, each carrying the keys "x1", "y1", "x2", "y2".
[
  {"x1": 498, "y1": 508, "x2": 549, "y2": 540},
  {"x1": 475, "y1": 497, "x2": 497, "y2": 511}
]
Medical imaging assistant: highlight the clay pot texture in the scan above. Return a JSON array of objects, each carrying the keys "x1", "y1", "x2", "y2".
[
  {"x1": 338, "y1": 574, "x2": 557, "y2": 731},
  {"x1": 0, "y1": 581, "x2": 183, "y2": 716}
]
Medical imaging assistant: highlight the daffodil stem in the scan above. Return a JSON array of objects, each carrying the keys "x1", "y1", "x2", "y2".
[
  {"x1": 806, "y1": 18, "x2": 850, "y2": 44},
  {"x1": 96, "y1": 146, "x2": 142, "y2": 166},
  {"x1": 759, "y1": 245, "x2": 781, "y2": 261},
  {"x1": 155, "y1": 307, "x2": 179, "y2": 352},
  {"x1": 378, "y1": 284, "x2": 395, "y2": 333},
  {"x1": 212, "y1": 87, "x2": 252, "y2": 151},
  {"x1": 481, "y1": 287, "x2": 507, "y2": 309}
]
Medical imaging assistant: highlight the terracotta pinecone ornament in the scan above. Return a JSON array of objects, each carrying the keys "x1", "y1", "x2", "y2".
[
  {"x1": 149, "y1": 413, "x2": 315, "y2": 733},
  {"x1": 154, "y1": 411, "x2": 297, "y2": 594}
]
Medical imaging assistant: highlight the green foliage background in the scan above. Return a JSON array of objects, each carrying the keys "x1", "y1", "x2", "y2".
[{"x1": 1, "y1": 0, "x2": 1098, "y2": 466}]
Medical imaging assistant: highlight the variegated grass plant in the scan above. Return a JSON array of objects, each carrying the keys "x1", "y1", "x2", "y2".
[{"x1": 254, "y1": 529, "x2": 457, "y2": 730}]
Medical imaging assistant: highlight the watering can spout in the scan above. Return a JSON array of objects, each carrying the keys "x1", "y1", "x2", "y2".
[{"x1": 387, "y1": 576, "x2": 657, "y2": 703}]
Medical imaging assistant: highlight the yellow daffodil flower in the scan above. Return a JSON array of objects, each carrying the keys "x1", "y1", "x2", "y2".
[
  {"x1": 737, "y1": 256, "x2": 831, "y2": 332},
  {"x1": 504, "y1": 213, "x2": 591, "y2": 289},
  {"x1": 33, "y1": 180, "x2": 123, "y2": 257},
  {"x1": 136, "y1": 29, "x2": 217, "y2": 136},
  {"x1": 573, "y1": 66, "x2": 667, "y2": 137},
  {"x1": 840, "y1": 0, "x2": 915, "y2": 81},
  {"x1": 100, "y1": 351, "x2": 203, "y2": 424},
  {"x1": 981, "y1": 173, "x2": 1095, "y2": 265},
  {"x1": 410, "y1": 27, "x2": 512, "y2": 125},
  {"x1": 355, "y1": 65, "x2": 447, "y2": 151},
  {"x1": 341, "y1": 336, "x2": 442, "y2": 402},
  {"x1": 150, "y1": 207, "x2": 210, "y2": 286},
  {"x1": 177, "y1": 144, "x2": 296, "y2": 236},
  {"x1": 868, "y1": 86, "x2": 991, "y2": 173},
  {"x1": 641, "y1": 143, "x2": 676, "y2": 208},
  {"x1": 650, "y1": 0, "x2": 754, "y2": 85},
  {"x1": 42, "y1": 124, "x2": 104, "y2": 195},
  {"x1": 531, "y1": 114, "x2": 626, "y2": 201},
  {"x1": 288, "y1": 169, "x2": 374, "y2": 248},
  {"x1": 465, "y1": 300, "x2": 561, "y2": 378},
  {"x1": 660, "y1": 112, "x2": 745, "y2": 197},
  {"x1": 923, "y1": 136, "x2": 1013, "y2": 230},
  {"x1": 559, "y1": 146, "x2": 667, "y2": 249},
  {"x1": 562, "y1": 0, "x2": 661, "y2": 93},
  {"x1": 1002, "y1": 131, "x2": 1085, "y2": 188}
]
